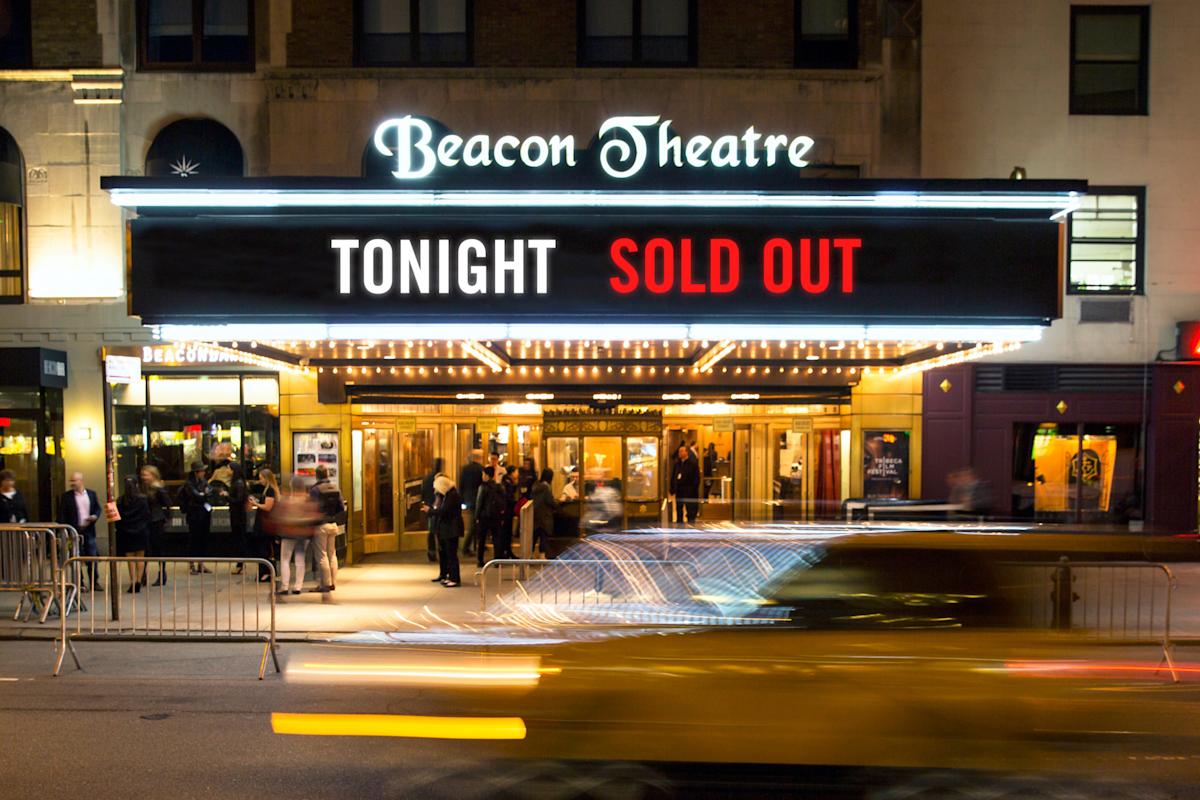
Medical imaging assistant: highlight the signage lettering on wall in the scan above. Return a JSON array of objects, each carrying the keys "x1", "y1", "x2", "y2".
[{"x1": 373, "y1": 115, "x2": 815, "y2": 181}]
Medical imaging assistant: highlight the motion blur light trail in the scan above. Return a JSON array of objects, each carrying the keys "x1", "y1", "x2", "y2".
[
  {"x1": 270, "y1": 712, "x2": 527, "y2": 740},
  {"x1": 285, "y1": 651, "x2": 552, "y2": 687}
]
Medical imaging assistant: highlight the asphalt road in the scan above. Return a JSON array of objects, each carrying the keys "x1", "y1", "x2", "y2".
[{"x1": 1, "y1": 641, "x2": 1197, "y2": 800}]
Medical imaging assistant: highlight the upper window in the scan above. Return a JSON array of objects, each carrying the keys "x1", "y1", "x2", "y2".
[
  {"x1": 0, "y1": 127, "x2": 24, "y2": 303},
  {"x1": 795, "y1": 0, "x2": 857, "y2": 68},
  {"x1": 356, "y1": 0, "x2": 471, "y2": 67},
  {"x1": 139, "y1": 0, "x2": 253, "y2": 71},
  {"x1": 145, "y1": 118, "x2": 245, "y2": 178},
  {"x1": 0, "y1": 0, "x2": 31, "y2": 68},
  {"x1": 1070, "y1": 6, "x2": 1149, "y2": 115},
  {"x1": 579, "y1": 0, "x2": 694, "y2": 67},
  {"x1": 1068, "y1": 187, "x2": 1144, "y2": 295}
]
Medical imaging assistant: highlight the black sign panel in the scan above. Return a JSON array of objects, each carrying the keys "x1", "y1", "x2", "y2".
[{"x1": 128, "y1": 209, "x2": 1061, "y2": 325}]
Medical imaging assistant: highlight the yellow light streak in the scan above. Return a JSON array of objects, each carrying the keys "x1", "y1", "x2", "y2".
[{"x1": 270, "y1": 712, "x2": 527, "y2": 740}]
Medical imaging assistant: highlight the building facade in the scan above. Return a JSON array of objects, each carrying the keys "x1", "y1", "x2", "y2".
[{"x1": 4, "y1": 0, "x2": 1191, "y2": 559}]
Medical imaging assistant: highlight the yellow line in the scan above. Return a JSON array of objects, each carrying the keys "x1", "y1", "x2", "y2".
[{"x1": 270, "y1": 712, "x2": 527, "y2": 740}]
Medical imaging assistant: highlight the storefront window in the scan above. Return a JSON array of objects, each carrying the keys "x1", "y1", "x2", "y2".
[
  {"x1": 0, "y1": 386, "x2": 63, "y2": 520},
  {"x1": 546, "y1": 437, "x2": 579, "y2": 499},
  {"x1": 625, "y1": 436, "x2": 657, "y2": 501},
  {"x1": 1012, "y1": 422, "x2": 1142, "y2": 523}
]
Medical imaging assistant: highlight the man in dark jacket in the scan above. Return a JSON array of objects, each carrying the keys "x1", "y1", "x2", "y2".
[
  {"x1": 458, "y1": 451, "x2": 484, "y2": 556},
  {"x1": 669, "y1": 445, "x2": 702, "y2": 525},
  {"x1": 57, "y1": 471, "x2": 101, "y2": 586},
  {"x1": 473, "y1": 467, "x2": 506, "y2": 568},
  {"x1": 420, "y1": 457, "x2": 444, "y2": 563}
]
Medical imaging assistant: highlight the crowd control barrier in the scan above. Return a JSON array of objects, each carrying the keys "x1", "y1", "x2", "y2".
[
  {"x1": 54, "y1": 557, "x2": 280, "y2": 679},
  {"x1": 1005, "y1": 558, "x2": 1178, "y2": 680},
  {"x1": 0, "y1": 523, "x2": 81, "y2": 623}
]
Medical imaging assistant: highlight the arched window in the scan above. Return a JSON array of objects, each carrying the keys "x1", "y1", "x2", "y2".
[
  {"x1": 0, "y1": 127, "x2": 24, "y2": 302},
  {"x1": 145, "y1": 118, "x2": 244, "y2": 178}
]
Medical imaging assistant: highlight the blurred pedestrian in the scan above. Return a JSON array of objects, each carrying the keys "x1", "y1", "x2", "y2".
[
  {"x1": 429, "y1": 473, "x2": 463, "y2": 586},
  {"x1": 0, "y1": 469, "x2": 28, "y2": 523},
  {"x1": 115, "y1": 476, "x2": 150, "y2": 592},
  {"x1": 498, "y1": 465, "x2": 519, "y2": 559},
  {"x1": 224, "y1": 461, "x2": 249, "y2": 572},
  {"x1": 669, "y1": 444, "x2": 701, "y2": 525},
  {"x1": 271, "y1": 476, "x2": 320, "y2": 595},
  {"x1": 308, "y1": 465, "x2": 345, "y2": 593},
  {"x1": 57, "y1": 471, "x2": 101, "y2": 588},
  {"x1": 530, "y1": 468, "x2": 559, "y2": 556},
  {"x1": 178, "y1": 461, "x2": 212, "y2": 574},
  {"x1": 247, "y1": 468, "x2": 280, "y2": 583},
  {"x1": 459, "y1": 450, "x2": 484, "y2": 556},
  {"x1": 140, "y1": 465, "x2": 172, "y2": 586},
  {"x1": 518, "y1": 457, "x2": 537, "y2": 498},
  {"x1": 420, "y1": 457, "x2": 444, "y2": 564}
]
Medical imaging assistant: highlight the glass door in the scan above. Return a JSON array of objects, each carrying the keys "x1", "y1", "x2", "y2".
[
  {"x1": 732, "y1": 424, "x2": 753, "y2": 523},
  {"x1": 402, "y1": 427, "x2": 435, "y2": 531},
  {"x1": 1013, "y1": 422, "x2": 1142, "y2": 523},
  {"x1": 771, "y1": 427, "x2": 809, "y2": 521},
  {"x1": 361, "y1": 428, "x2": 395, "y2": 538},
  {"x1": 582, "y1": 435, "x2": 623, "y2": 533}
]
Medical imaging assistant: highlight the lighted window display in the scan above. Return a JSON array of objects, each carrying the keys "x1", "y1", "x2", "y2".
[
  {"x1": 625, "y1": 436, "x2": 658, "y2": 501},
  {"x1": 111, "y1": 372, "x2": 280, "y2": 493},
  {"x1": 546, "y1": 437, "x2": 579, "y2": 499},
  {"x1": 1013, "y1": 422, "x2": 1142, "y2": 523}
]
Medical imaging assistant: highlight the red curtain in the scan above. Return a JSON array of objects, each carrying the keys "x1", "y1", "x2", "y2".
[{"x1": 814, "y1": 430, "x2": 842, "y2": 519}]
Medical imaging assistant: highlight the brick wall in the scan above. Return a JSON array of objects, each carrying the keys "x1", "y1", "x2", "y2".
[
  {"x1": 288, "y1": 0, "x2": 354, "y2": 68},
  {"x1": 32, "y1": 0, "x2": 102, "y2": 67},
  {"x1": 475, "y1": 0, "x2": 576, "y2": 67},
  {"x1": 698, "y1": 0, "x2": 794, "y2": 68}
]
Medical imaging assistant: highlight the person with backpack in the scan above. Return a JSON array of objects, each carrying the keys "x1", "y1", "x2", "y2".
[
  {"x1": 473, "y1": 466, "x2": 506, "y2": 568},
  {"x1": 308, "y1": 465, "x2": 345, "y2": 593}
]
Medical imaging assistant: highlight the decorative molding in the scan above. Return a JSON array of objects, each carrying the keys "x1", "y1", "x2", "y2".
[{"x1": 543, "y1": 409, "x2": 663, "y2": 437}]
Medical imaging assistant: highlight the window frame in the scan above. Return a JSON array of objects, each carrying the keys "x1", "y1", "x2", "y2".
[
  {"x1": 137, "y1": 0, "x2": 256, "y2": 72},
  {"x1": 1069, "y1": 5, "x2": 1150, "y2": 116},
  {"x1": 1066, "y1": 185, "x2": 1145, "y2": 296},
  {"x1": 354, "y1": 0, "x2": 474, "y2": 68},
  {"x1": 794, "y1": 0, "x2": 859, "y2": 69},
  {"x1": 577, "y1": 0, "x2": 698, "y2": 68}
]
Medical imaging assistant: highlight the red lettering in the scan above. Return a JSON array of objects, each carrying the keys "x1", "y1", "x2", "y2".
[
  {"x1": 834, "y1": 237, "x2": 860, "y2": 293},
  {"x1": 644, "y1": 237, "x2": 674, "y2": 293},
  {"x1": 762, "y1": 238, "x2": 792, "y2": 294},
  {"x1": 710, "y1": 238, "x2": 739, "y2": 293},
  {"x1": 799, "y1": 238, "x2": 830, "y2": 294},
  {"x1": 679, "y1": 238, "x2": 705, "y2": 293},
  {"x1": 609, "y1": 237, "x2": 639, "y2": 294}
]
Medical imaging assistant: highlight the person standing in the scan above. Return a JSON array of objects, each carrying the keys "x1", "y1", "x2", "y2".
[
  {"x1": 420, "y1": 457, "x2": 444, "y2": 564},
  {"x1": 115, "y1": 476, "x2": 150, "y2": 592},
  {"x1": 473, "y1": 466, "x2": 505, "y2": 568},
  {"x1": 669, "y1": 444, "x2": 702, "y2": 526},
  {"x1": 140, "y1": 466, "x2": 173, "y2": 586},
  {"x1": 498, "y1": 465, "x2": 519, "y2": 560},
  {"x1": 428, "y1": 474, "x2": 463, "y2": 587},
  {"x1": 57, "y1": 472, "x2": 101, "y2": 588},
  {"x1": 518, "y1": 457, "x2": 537, "y2": 499},
  {"x1": 308, "y1": 465, "x2": 345, "y2": 593},
  {"x1": 273, "y1": 476, "x2": 318, "y2": 595},
  {"x1": 178, "y1": 461, "x2": 212, "y2": 575},
  {"x1": 530, "y1": 468, "x2": 559, "y2": 556},
  {"x1": 458, "y1": 451, "x2": 484, "y2": 556},
  {"x1": 247, "y1": 468, "x2": 280, "y2": 584},
  {"x1": 225, "y1": 461, "x2": 249, "y2": 571},
  {"x1": 0, "y1": 469, "x2": 28, "y2": 523}
]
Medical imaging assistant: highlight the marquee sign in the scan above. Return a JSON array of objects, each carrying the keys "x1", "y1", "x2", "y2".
[{"x1": 125, "y1": 206, "x2": 1062, "y2": 326}]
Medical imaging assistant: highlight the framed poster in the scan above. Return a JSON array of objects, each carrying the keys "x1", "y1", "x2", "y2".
[
  {"x1": 293, "y1": 430, "x2": 339, "y2": 481},
  {"x1": 863, "y1": 430, "x2": 909, "y2": 500}
]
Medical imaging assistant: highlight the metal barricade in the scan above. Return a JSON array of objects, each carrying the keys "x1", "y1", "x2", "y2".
[
  {"x1": 477, "y1": 558, "x2": 697, "y2": 611},
  {"x1": 54, "y1": 557, "x2": 280, "y2": 679},
  {"x1": 0, "y1": 523, "x2": 81, "y2": 623},
  {"x1": 1004, "y1": 558, "x2": 1178, "y2": 681}
]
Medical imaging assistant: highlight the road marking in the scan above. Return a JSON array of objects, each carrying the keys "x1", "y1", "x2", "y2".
[{"x1": 270, "y1": 712, "x2": 527, "y2": 740}]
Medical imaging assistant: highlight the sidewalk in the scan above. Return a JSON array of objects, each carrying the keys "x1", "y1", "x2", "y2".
[{"x1": 0, "y1": 551, "x2": 487, "y2": 641}]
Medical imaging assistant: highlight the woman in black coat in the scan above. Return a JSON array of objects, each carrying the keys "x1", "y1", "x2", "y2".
[
  {"x1": 140, "y1": 465, "x2": 173, "y2": 586},
  {"x1": 115, "y1": 476, "x2": 151, "y2": 592},
  {"x1": 428, "y1": 474, "x2": 464, "y2": 587}
]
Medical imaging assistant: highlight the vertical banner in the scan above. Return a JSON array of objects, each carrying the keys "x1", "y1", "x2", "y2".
[{"x1": 863, "y1": 430, "x2": 910, "y2": 499}]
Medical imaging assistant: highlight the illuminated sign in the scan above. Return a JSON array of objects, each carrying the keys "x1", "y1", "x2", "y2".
[
  {"x1": 372, "y1": 115, "x2": 815, "y2": 181},
  {"x1": 104, "y1": 354, "x2": 142, "y2": 385}
]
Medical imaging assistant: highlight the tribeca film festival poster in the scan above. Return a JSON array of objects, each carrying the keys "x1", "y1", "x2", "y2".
[
  {"x1": 293, "y1": 431, "x2": 339, "y2": 481},
  {"x1": 863, "y1": 430, "x2": 910, "y2": 500}
]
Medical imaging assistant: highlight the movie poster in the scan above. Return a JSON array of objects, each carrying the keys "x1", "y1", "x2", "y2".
[
  {"x1": 863, "y1": 430, "x2": 910, "y2": 499},
  {"x1": 293, "y1": 431, "x2": 339, "y2": 481}
]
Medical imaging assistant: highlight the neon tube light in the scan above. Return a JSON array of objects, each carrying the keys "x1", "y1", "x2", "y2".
[{"x1": 108, "y1": 188, "x2": 1081, "y2": 214}]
